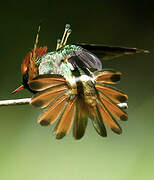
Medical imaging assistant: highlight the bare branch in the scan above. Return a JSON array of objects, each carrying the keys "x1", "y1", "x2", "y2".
[
  {"x1": 117, "y1": 102, "x2": 128, "y2": 109},
  {"x1": 0, "y1": 97, "x2": 128, "y2": 109},
  {"x1": 0, "y1": 98, "x2": 31, "y2": 106}
]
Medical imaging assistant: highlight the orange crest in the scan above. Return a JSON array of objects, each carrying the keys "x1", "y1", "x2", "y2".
[{"x1": 21, "y1": 46, "x2": 47, "y2": 76}]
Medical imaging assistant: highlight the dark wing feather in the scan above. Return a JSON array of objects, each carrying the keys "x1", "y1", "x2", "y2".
[
  {"x1": 77, "y1": 43, "x2": 149, "y2": 60},
  {"x1": 68, "y1": 47, "x2": 102, "y2": 71}
]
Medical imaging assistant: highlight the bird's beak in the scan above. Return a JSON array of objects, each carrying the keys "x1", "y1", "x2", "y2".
[{"x1": 12, "y1": 85, "x2": 24, "y2": 94}]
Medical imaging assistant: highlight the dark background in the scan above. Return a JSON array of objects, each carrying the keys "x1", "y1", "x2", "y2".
[{"x1": 0, "y1": 1, "x2": 154, "y2": 180}]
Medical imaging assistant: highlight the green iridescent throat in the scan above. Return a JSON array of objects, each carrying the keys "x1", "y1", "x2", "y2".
[{"x1": 35, "y1": 45, "x2": 80, "y2": 79}]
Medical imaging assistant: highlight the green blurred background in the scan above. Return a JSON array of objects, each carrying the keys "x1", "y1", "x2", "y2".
[{"x1": 0, "y1": 0, "x2": 154, "y2": 179}]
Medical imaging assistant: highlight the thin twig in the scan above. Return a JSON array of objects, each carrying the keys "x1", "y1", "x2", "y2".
[
  {"x1": 117, "y1": 102, "x2": 128, "y2": 109},
  {"x1": 0, "y1": 98, "x2": 128, "y2": 109},
  {"x1": 0, "y1": 98, "x2": 31, "y2": 106}
]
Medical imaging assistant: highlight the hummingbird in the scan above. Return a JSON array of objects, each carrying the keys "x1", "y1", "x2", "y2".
[{"x1": 13, "y1": 24, "x2": 149, "y2": 139}]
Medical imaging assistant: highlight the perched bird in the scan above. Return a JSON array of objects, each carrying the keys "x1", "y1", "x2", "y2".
[{"x1": 13, "y1": 24, "x2": 149, "y2": 139}]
